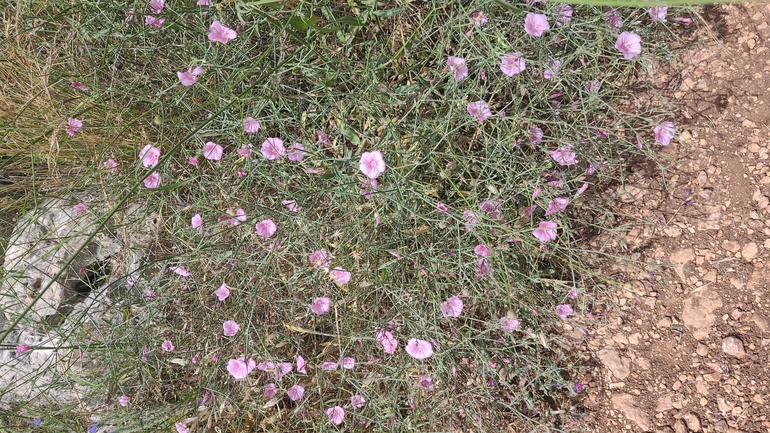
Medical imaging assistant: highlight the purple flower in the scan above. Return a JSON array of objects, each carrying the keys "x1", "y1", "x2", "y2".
[
  {"x1": 549, "y1": 147, "x2": 578, "y2": 166},
  {"x1": 471, "y1": 11, "x2": 488, "y2": 27},
  {"x1": 467, "y1": 100, "x2": 492, "y2": 123},
  {"x1": 500, "y1": 52, "x2": 526, "y2": 77},
  {"x1": 447, "y1": 56, "x2": 468, "y2": 82},
  {"x1": 654, "y1": 122, "x2": 675, "y2": 146},
  {"x1": 649, "y1": 6, "x2": 668, "y2": 22},
  {"x1": 524, "y1": 13, "x2": 550, "y2": 37},
  {"x1": 615, "y1": 32, "x2": 642, "y2": 59},
  {"x1": 556, "y1": 304, "x2": 574, "y2": 320}
]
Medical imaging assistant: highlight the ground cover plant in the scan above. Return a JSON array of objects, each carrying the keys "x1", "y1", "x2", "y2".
[{"x1": 0, "y1": 0, "x2": 690, "y2": 431}]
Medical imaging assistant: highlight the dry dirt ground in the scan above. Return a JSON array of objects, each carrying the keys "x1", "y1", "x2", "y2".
[{"x1": 577, "y1": 3, "x2": 770, "y2": 433}]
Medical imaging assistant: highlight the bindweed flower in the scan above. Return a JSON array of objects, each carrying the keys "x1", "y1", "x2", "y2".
[
  {"x1": 377, "y1": 329, "x2": 399, "y2": 354},
  {"x1": 405, "y1": 338, "x2": 433, "y2": 360},
  {"x1": 615, "y1": 32, "x2": 642, "y2": 59},
  {"x1": 287, "y1": 143, "x2": 306, "y2": 162},
  {"x1": 341, "y1": 357, "x2": 355, "y2": 370},
  {"x1": 529, "y1": 125, "x2": 544, "y2": 143},
  {"x1": 569, "y1": 289, "x2": 579, "y2": 299},
  {"x1": 296, "y1": 356, "x2": 307, "y2": 374},
  {"x1": 208, "y1": 21, "x2": 237, "y2": 44},
  {"x1": 359, "y1": 151, "x2": 386, "y2": 179},
  {"x1": 74, "y1": 202, "x2": 86, "y2": 216},
  {"x1": 533, "y1": 221, "x2": 558, "y2": 242},
  {"x1": 149, "y1": 0, "x2": 165, "y2": 14},
  {"x1": 288, "y1": 385, "x2": 305, "y2": 401},
  {"x1": 556, "y1": 4, "x2": 573, "y2": 26},
  {"x1": 118, "y1": 395, "x2": 130, "y2": 407},
  {"x1": 175, "y1": 422, "x2": 188, "y2": 433},
  {"x1": 227, "y1": 357, "x2": 256, "y2": 380},
  {"x1": 474, "y1": 244, "x2": 490, "y2": 257},
  {"x1": 139, "y1": 144, "x2": 161, "y2": 168},
  {"x1": 309, "y1": 249, "x2": 331, "y2": 268},
  {"x1": 237, "y1": 143, "x2": 253, "y2": 158},
  {"x1": 500, "y1": 52, "x2": 526, "y2": 77},
  {"x1": 524, "y1": 13, "x2": 550, "y2": 36},
  {"x1": 543, "y1": 59, "x2": 562, "y2": 80},
  {"x1": 654, "y1": 122, "x2": 675, "y2": 146},
  {"x1": 203, "y1": 142, "x2": 223, "y2": 160},
  {"x1": 605, "y1": 8, "x2": 622, "y2": 28},
  {"x1": 223, "y1": 320, "x2": 240, "y2": 336},
  {"x1": 556, "y1": 304, "x2": 574, "y2": 320},
  {"x1": 261, "y1": 138, "x2": 285, "y2": 160},
  {"x1": 467, "y1": 100, "x2": 492, "y2": 123},
  {"x1": 188, "y1": 156, "x2": 199, "y2": 166},
  {"x1": 331, "y1": 267, "x2": 351, "y2": 285},
  {"x1": 264, "y1": 383, "x2": 277, "y2": 398},
  {"x1": 325, "y1": 406, "x2": 345, "y2": 425},
  {"x1": 549, "y1": 147, "x2": 578, "y2": 166},
  {"x1": 170, "y1": 266, "x2": 191, "y2": 277},
  {"x1": 311, "y1": 297, "x2": 332, "y2": 315},
  {"x1": 447, "y1": 56, "x2": 468, "y2": 82},
  {"x1": 321, "y1": 361, "x2": 338, "y2": 370},
  {"x1": 649, "y1": 6, "x2": 668, "y2": 22},
  {"x1": 215, "y1": 284, "x2": 230, "y2": 301},
  {"x1": 104, "y1": 159, "x2": 118, "y2": 171},
  {"x1": 161, "y1": 340, "x2": 174, "y2": 352},
  {"x1": 144, "y1": 172, "x2": 161, "y2": 189},
  {"x1": 477, "y1": 258, "x2": 493, "y2": 278},
  {"x1": 440, "y1": 296, "x2": 464, "y2": 318},
  {"x1": 177, "y1": 66, "x2": 204, "y2": 86},
  {"x1": 243, "y1": 117, "x2": 260, "y2": 133},
  {"x1": 544, "y1": 198, "x2": 569, "y2": 216},
  {"x1": 471, "y1": 11, "x2": 488, "y2": 27},
  {"x1": 145, "y1": 15, "x2": 164, "y2": 28},
  {"x1": 500, "y1": 318, "x2": 520, "y2": 333},
  {"x1": 16, "y1": 344, "x2": 32, "y2": 354},
  {"x1": 463, "y1": 210, "x2": 479, "y2": 231},
  {"x1": 255, "y1": 219, "x2": 277, "y2": 238},
  {"x1": 350, "y1": 394, "x2": 366, "y2": 408},
  {"x1": 419, "y1": 376, "x2": 435, "y2": 392},
  {"x1": 66, "y1": 118, "x2": 83, "y2": 137}
]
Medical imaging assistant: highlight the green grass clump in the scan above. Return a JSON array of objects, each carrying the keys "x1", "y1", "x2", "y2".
[{"x1": 1, "y1": 0, "x2": 689, "y2": 431}]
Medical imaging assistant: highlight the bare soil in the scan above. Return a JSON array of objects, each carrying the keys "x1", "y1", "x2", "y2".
[{"x1": 576, "y1": 3, "x2": 770, "y2": 432}]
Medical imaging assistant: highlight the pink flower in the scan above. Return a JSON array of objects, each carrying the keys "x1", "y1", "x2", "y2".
[
  {"x1": 350, "y1": 394, "x2": 366, "y2": 408},
  {"x1": 341, "y1": 357, "x2": 355, "y2": 370},
  {"x1": 188, "y1": 156, "x2": 199, "y2": 166},
  {"x1": 311, "y1": 297, "x2": 332, "y2": 315},
  {"x1": 529, "y1": 125, "x2": 544, "y2": 143},
  {"x1": 463, "y1": 210, "x2": 479, "y2": 231},
  {"x1": 282, "y1": 199, "x2": 300, "y2": 212},
  {"x1": 556, "y1": 4, "x2": 573, "y2": 26},
  {"x1": 104, "y1": 159, "x2": 118, "y2": 171},
  {"x1": 419, "y1": 376, "x2": 435, "y2": 392},
  {"x1": 359, "y1": 177, "x2": 378, "y2": 200},
  {"x1": 139, "y1": 144, "x2": 161, "y2": 168},
  {"x1": 149, "y1": 0, "x2": 165, "y2": 14},
  {"x1": 325, "y1": 406, "x2": 345, "y2": 425},
  {"x1": 236, "y1": 143, "x2": 253, "y2": 158},
  {"x1": 471, "y1": 11, "x2": 488, "y2": 27},
  {"x1": 524, "y1": 13, "x2": 550, "y2": 37},
  {"x1": 145, "y1": 16, "x2": 165, "y2": 29},
  {"x1": 125, "y1": 7, "x2": 138, "y2": 25},
  {"x1": 264, "y1": 383, "x2": 277, "y2": 398},
  {"x1": 288, "y1": 385, "x2": 305, "y2": 401},
  {"x1": 568, "y1": 289, "x2": 579, "y2": 299},
  {"x1": 615, "y1": 32, "x2": 642, "y2": 59},
  {"x1": 197, "y1": 0, "x2": 212, "y2": 5},
  {"x1": 287, "y1": 143, "x2": 306, "y2": 162},
  {"x1": 467, "y1": 100, "x2": 492, "y2": 123},
  {"x1": 405, "y1": 338, "x2": 433, "y2": 360},
  {"x1": 223, "y1": 320, "x2": 240, "y2": 337},
  {"x1": 208, "y1": 20, "x2": 237, "y2": 44},
  {"x1": 359, "y1": 151, "x2": 386, "y2": 179},
  {"x1": 543, "y1": 59, "x2": 561, "y2": 80},
  {"x1": 500, "y1": 52, "x2": 526, "y2": 77},
  {"x1": 144, "y1": 172, "x2": 161, "y2": 189},
  {"x1": 296, "y1": 356, "x2": 307, "y2": 374},
  {"x1": 676, "y1": 17, "x2": 692, "y2": 23},
  {"x1": 224, "y1": 208, "x2": 247, "y2": 226},
  {"x1": 331, "y1": 267, "x2": 351, "y2": 285},
  {"x1": 500, "y1": 318, "x2": 520, "y2": 333},
  {"x1": 649, "y1": 6, "x2": 668, "y2": 22},
  {"x1": 161, "y1": 339, "x2": 174, "y2": 352},
  {"x1": 227, "y1": 357, "x2": 256, "y2": 380},
  {"x1": 377, "y1": 330, "x2": 399, "y2": 354},
  {"x1": 577, "y1": 182, "x2": 589, "y2": 195},
  {"x1": 175, "y1": 422, "x2": 188, "y2": 433},
  {"x1": 544, "y1": 197, "x2": 569, "y2": 216},
  {"x1": 71, "y1": 81, "x2": 87, "y2": 90},
  {"x1": 203, "y1": 142, "x2": 223, "y2": 160},
  {"x1": 255, "y1": 219, "x2": 277, "y2": 238},
  {"x1": 321, "y1": 361, "x2": 338, "y2": 370},
  {"x1": 74, "y1": 202, "x2": 86, "y2": 216},
  {"x1": 66, "y1": 118, "x2": 83, "y2": 136},
  {"x1": 177, "y1": 66, "x2": 204, "y2": 86},
  {"x1": 260, "y1": 137, "x2": 285, "y2": 160},
  {"x1": 118, "y1": 395, "x2": 130, "y2": 407},
  {"x1": 477, "y1": 258, "x2": 493, "y2": 278},
  {"x1": 437, "y1": 202, "x2": 449, "y2": 212},
  {"x1": 440, "y1": 296, "x2": 464, "y2": 318},
  {"x1": 170, "y1": 266, "x2": 191, "y2": 277},
  {"x1": 309, "y1": 249, "x2": 331, "y2": 268},
  {"x1": 654, "y1": 121, "x2": 675, "y2": 146},
  {"x1": 275, "y1": 362, "x2": 293, "y2": 380},
  {"x1": 474, "y1": 244, "x2": 490, "y2": 257},
  {"x1": 605, "y1": 8, "x2": 622, "y2": 28},
  {"x1": 192, "y1": 214, "x2": 203, "y2": 233},
  {"x1": 533, "y1": 221, "x2": 558, "y2": 242},
  {"x1": 317, "y1": 129, "x2": 331, "y2": 144},
  {"x1": 215, "y1": 284, "x2": 230, "y2": 301},
  {"x1": 447, "y1": 56, "x2": 468, "y2": 82},
  {"x1": 243, "y1": 117, "x2": 260, "y2": 133},
  {"x1": 549, "y1": 147, "x2": 578, "y2": 166},
  {"x1": 556, "y1": 304, "x2": 574, "y2": 320},
  {"x1": 16, "y1": 345, "x2": 31, "y2": 354}
]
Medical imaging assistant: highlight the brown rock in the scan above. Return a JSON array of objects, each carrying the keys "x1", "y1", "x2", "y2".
[
  {"x1": 656, "y1": 393, "x2": 674, "y2": 412},
  {"x1": 612, "y1": 393, "x2": 651, "y2": 431},
  {"x1": 682, "y1": 289, "x2": 723, "y2": 340},
  {"x1": 750, "y1": 313, "x2": 769, "y2": 332},
  {"x1": 671, "y1": 248, "x2": 695, "y2": 265},
  {"x1": 597, "y1": 347, "x2": 631, "y2": 380},
  {"x1": 723, "y1": 240, "x2": 741, "y2": 253},
  {"x1": 721, "y1": 336, "x2": 746, "y2": 359},
  {"x1": 674, "y1": 419, "x2": 688, "y2": 433},
  {"x1": 682, "y1": 413, "x2": 701, "y2": 432},
  {"x1": 742, "y1": 242, "x2": 758, "y2": 260}
]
